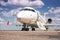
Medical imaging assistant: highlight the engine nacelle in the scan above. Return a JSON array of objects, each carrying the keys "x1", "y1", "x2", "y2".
[{"x1": 47, "y1": 18, "x2": 52, "y2": 24}]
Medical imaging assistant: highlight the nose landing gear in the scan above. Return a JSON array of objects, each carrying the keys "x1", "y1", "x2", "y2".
[
  {"x1": 21, "y1": 23, "x2": 29, "y2": 31},
  {"x1": 21, "y1": 28, "x2": 29, "y2": 31}
]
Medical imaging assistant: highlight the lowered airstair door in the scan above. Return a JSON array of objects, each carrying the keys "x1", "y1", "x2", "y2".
[{"x1": 37, "y1": 21, "x2": 46, "y2": 30}]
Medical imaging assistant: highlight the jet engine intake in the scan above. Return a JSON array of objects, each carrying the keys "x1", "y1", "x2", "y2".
[{"x1": 47, "y1": 18, "x2": 52, "y2": 24}]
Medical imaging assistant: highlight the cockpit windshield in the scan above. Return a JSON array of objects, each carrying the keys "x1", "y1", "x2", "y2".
[{"x1": 20, "y1": 9, "x2": 35, "y2": 12}]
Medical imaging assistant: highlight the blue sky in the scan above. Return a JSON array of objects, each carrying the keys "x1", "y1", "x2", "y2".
[
  {"x1": 0, "y1": 0, "x2": 60, "y2": 23},
  {"x1": 0, "y1": 0, "x2": 60, "y2": 30}
]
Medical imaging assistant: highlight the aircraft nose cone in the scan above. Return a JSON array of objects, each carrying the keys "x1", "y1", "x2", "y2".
[
  {"x1": 17, "y1": 11, "x2": 28, "y2": 18},
  {"x1": 17, "y1": 12, "x2": 23, "y2": 18}
]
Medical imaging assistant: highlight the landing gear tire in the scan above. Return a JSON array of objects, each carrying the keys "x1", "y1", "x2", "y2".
[
  {"x1": 32, "y1": 28, "x2": 35, "y2": 31},
  {"x1": 46, "y1": 28, "x2": 48, "y2": 30},
  {"x1": 21, "y1": 28, "x2": 25, "y2": 31},
  {"x1": 21, "y1": 28, "x2": 29, "y2": 31},
  {"x1": 25, "y1": 28, "x2": 29, "y2": 31},
  {"x1": 21, "y1": 23, "x2": 29, "y2": 31}
]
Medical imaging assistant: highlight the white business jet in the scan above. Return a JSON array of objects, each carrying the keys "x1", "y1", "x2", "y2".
[{"x1": 17, "y1": 7, "x2": 60, "y2": 31}]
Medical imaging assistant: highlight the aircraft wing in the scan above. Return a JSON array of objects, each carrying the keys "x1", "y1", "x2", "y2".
[
  {"x1": 0, "y1": 21, "x2": 23, "y2": 26},
  {"x1": 43, "y1": 24, "x2": 60, "y2": 26},
  {"x1": 9, "y1": 23, "x2": 23, "y2": 26}
]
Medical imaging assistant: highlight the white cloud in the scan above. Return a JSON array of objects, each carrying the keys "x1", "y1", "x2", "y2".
[
  {"x1": 29, "y1": 0, "x2": 44, "y2": 7},
  {"x1": 53, "y1": 7, "x2": 60, "y2": 14},
  {"x1": 0, "y1": 18, "x2": 4, "y2": 22},
  {"x1": 1, "y1": 1, "x2": 8, "y2": 6},
  {"x1": 2, "y1": 11, "x2": 15, "y2": 17},
  {"x1": 0, "y1": 8, "x2": 3, "y2": 10},
  {"x1": 1, "y1": 0, "x2": 44, "y2": 7},
  {"x1": 1, "y1": 8, "x2": 21, "y2": 17},
  {"x1": 44, "y1": 7, "x2": 60, "y2": 18},
  {"x1": 0, "y1": 7, "x2": 8, "y2": 11},
  {"x1": 48, "y1": 7, "x2": 60, "y2": 14}
]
